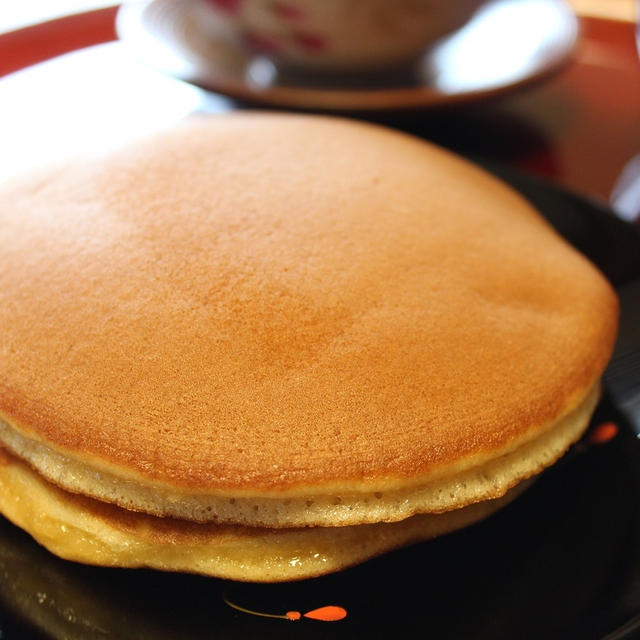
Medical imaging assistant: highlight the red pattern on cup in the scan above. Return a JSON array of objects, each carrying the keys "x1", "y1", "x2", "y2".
[
  {"x1": 206, "y1": 0, "x2": 243, "y2": 14},
  {"x1": 272, "y1": 2, "x2": 305, "y2": 21},
  {"x1": 244, "y1": 31, "x2": 282, "y2": 53},
  {"x1": 293, "y1": 32, "x2": 327, "y2": 52}
]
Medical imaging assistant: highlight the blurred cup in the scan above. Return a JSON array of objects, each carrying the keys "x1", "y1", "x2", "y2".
[{"x1": 192, "y1": 0, "x2": 486, "y2": 74}]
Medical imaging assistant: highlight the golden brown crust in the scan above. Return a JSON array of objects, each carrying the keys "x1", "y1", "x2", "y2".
[{"x1": 0, "y1": 113, "x2": 618, "y2": 499}]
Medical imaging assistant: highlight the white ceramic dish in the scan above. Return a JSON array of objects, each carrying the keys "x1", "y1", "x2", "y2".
[{"x1": 116, "y1": 0, "x2": 578, "y2": 111}]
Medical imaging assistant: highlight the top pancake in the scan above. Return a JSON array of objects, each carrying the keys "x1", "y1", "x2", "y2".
[{"x1": 0, "y1": 113, "x2": 617, "y2": 525}]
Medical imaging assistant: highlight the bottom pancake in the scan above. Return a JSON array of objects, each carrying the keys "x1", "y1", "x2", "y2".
[{"x1": 0, "y1": 448, "x2": 527, "y2": 583}]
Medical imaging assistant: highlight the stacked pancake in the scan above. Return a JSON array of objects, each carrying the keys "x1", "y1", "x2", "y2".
[{"x1": 0, "y1": 114, "x2": 617, "y2": 582}]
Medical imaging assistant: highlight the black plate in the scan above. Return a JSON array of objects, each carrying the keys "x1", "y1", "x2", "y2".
[{"x1": 0, "y1": 170, "x2": 639, "y2": 640}]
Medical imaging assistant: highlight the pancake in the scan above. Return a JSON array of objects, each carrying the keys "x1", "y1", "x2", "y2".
[
  {"x1": 0, "y1": 379, "x2": 601, "y2": 527},
  {"x1": 0, "y1": 112, "x2": 618, "y2": 579}
]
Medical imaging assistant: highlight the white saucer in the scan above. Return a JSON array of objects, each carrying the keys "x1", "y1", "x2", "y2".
[{"x1": 116, "y1": 0, "x2": 578, "y2": 111}]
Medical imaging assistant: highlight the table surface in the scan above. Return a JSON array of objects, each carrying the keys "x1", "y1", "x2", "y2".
[{"x1": 0, "y1": 4, "x2": 639, "y2": 218}]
